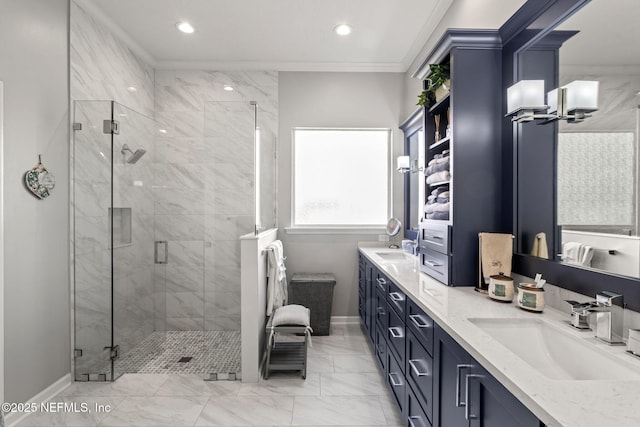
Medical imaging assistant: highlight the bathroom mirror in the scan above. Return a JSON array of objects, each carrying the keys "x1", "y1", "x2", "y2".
[
  {"x1": 386, "y1": 217, "x2": 402, "y2": 237},
  {"x1": 516, "y1": 0, "x2": 640, "y2": 279}
]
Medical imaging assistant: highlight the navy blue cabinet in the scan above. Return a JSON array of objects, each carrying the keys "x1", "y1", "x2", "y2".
[
  {"x1": 358, "y1": 254, "x2": 542, "y2": 427},
  {"x1": 434, "y1": 324, "x2": 542, "y2": 427}
]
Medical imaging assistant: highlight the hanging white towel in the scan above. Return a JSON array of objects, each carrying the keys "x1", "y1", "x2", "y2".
[{"x1": 266, "y1": 240, "x2": 288, "y2": 316}]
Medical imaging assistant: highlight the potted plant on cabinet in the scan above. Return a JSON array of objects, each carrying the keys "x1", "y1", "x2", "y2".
[{"x1": 417, "y1": 62, "x2": 450, "y2": 106}]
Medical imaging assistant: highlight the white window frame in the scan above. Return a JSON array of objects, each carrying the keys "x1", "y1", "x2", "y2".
[{"x1": 288, "y1": 127, "x2": 392, "y2": 234}]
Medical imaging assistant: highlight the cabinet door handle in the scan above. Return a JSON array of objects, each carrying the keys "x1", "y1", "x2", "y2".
[
  {"x1": 376, "y1": 277, "x2": 387, "y2": 285},
  {"x1": 388, "y1": 372, "x2": 403, "y2": 387},
  {"x1": 389, "y1": 291, "x2": 404, "y2": 302},
  {"x1": 388, "y1": 326, "x2": 404, "y2": 338},
  {"x1": 377, "y1": 306, "x2": 386, "y2": 315},
  {"x1": 408, "y1": 416, "x2": 426, "y2": 427},
  {"x1": 409, "y1": 314, "x2": 431, "y2": 329},
  {"x1": 425, "y1": 259, "x2": 443, "y2": 267},
  {"x1": 465, "y1": 374, "x2": 483, "y2": 420},
  {"x1": 409, "y1": 359, "x2": 430, "y2": 377},
  {"x1": 426, "y1": 234, "x2": 443, "y2": 240},
  {"x1": 455, "y1": 364, "x2": 473, "y2": 407}
]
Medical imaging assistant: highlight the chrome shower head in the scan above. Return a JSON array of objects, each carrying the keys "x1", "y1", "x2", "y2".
[{"x1": 121, "y1": 144, "x2": 147, "y2": 164}]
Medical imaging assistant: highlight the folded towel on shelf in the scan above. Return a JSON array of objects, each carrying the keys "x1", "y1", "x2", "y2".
[
  {"x1": 530, "y1": 232, "x2": 549, "y2": 259},
  {"x1": 426, "y1": 211, "x2": 450, "y2": 220},
  {"x1": 426, "y1": 170, "x2": 451, "y2": 184},
  {"x1": 425, "y1": 156, "x2": 450, "y2": 175},
  {"x1": 431, "y1": 186, "x2": 447, "y2": 196},
  {"x1": 437, "y1": 194, "x2": 450, "y2": 203},
  {"x1": 425, "y1": 201, "x2": 450, "y2": 214},
  {"x1": 479, "y1": 233, "x2": 513, "y2": 284}
]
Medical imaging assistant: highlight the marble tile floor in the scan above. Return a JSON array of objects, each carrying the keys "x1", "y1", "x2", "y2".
[{"x1": 17, "y1": 324, "x2": 402, "y2": 427}]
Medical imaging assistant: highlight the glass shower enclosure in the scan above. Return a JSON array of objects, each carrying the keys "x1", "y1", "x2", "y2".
[
  {"x1": 73, "y1": 100, "x2": 165, "y2": 381},
  {"x1": 73, "y1": 99, "x2": 276, "y2": 381}
]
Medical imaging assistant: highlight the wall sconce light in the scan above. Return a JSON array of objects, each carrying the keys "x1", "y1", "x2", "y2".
[
  {"x1": 506, "y1": 79, "x2": 598, "y2": 124},
  {"x1": 397, "y1": 156, "x2": 411, "y2": 173}
]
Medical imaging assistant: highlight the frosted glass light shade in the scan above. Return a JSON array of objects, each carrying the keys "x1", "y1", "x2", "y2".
[
  {"x1": 397, "y1": 156, "x2": 410, "y2": 171},
  {"x1": 565, "y1": 80, "x2": 599, "y2": 113},
  {"x1": 547, "y1": 88, "x2": 559, "y2": 114},
  {"x1": 507, "y1": 80, "x2": 546, "y2": 115}
]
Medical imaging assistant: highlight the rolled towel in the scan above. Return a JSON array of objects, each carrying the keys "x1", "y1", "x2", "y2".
[
  {"x1": 426, "y1": 211, "x2": 449, "y2": 220},
  {"x1": 426, "y1": 170, "x2": 451, "y2": 184}
]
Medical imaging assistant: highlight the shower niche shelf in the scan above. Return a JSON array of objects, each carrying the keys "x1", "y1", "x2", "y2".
[{"x1": 109, "y1": 207, "x2": 132, "y2": 248}]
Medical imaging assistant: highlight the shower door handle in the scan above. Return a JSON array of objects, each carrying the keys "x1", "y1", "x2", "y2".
[{"x1": 155, "y1": 241, "x2": 168, "y2": 264}]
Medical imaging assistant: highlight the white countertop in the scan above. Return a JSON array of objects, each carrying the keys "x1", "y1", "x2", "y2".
[{"x1": 359, "y1": 245, "x2": 640, "y2": 427}]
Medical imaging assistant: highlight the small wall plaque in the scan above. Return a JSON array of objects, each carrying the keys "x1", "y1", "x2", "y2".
[{"x1": 24, "y1": 154, "x2": 55, "y2": 200}]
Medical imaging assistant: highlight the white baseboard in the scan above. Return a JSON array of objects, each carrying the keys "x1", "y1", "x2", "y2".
[
  {"x1": 330, "y1": 316, "x2": 360, "y2": 325},
  {"x1": 5, "y1": 373, "x2": 72, "y2": 427}
]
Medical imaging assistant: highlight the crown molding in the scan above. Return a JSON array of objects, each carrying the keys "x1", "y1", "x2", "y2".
[{"x1": 155, "y1": 60, "x2": 407, "y2": 73}]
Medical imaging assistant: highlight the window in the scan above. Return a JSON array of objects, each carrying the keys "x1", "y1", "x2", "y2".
[{"x1": 292, "y1": 128, "x2": 391, "y2": 228}]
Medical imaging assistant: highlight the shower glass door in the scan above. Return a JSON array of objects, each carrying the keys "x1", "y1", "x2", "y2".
[
  {"x1": 73, "y1": 100, "x2": 165, "y2": 381},
  {"x1": 111, "y1": 102, "x2": 165, "y2": 379}
]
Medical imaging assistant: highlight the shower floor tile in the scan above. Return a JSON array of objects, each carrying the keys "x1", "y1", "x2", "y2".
[{"x1": 103, "y1": 330, "x2": 241, "y2": 379}]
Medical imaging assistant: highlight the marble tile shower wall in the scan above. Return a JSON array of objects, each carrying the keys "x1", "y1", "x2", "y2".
[
  {"x1": 70, "y1": 1, "x2": 155, "y2": 117},
  {"x1": 154, "y1": 70, "x2": 278, "y2": 331}
]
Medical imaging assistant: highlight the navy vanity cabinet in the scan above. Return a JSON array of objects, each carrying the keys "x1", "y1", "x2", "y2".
[
  {"x1": 406, "y1": 329, "x2": 433, "y2": 425},
  {"x1": 434, "y1": 324, "x2": 543, "y2": 427},
  {"x1": 407, "y1": 381, "x2": 432, "y2": 427},
  {"x1": 358, "y1": 254, "x2": 366, "y2": 328},
  {"x1": 386, "y1": 282, "x2": 407, "y2": 372},
  {"x1": 374, "y1": 275, "x2": 389, "y2": 373},
  {"x1": 358, "y1": 255, "x2": 376, "y2": 346}
]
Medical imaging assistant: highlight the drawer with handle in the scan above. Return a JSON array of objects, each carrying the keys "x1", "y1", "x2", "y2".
[
  {"x1": 387, "y1": 351, "x2": 406, "y2": 417},
  {"x1": 407, "y1": 381, "x2": 432, "y2": 427},
  {"x1": 386, "y1": 306, "x2": 405, "y2": 370},
  {"x1": 419, "y1": 247, "x2": 450, "y2": 285},
  {"x1": 419, "y1": 222, "x2": 450, "y2": 254},
  {"x1": 407, "y1": 299, "x2": 434, "y2": 356},
  {"x1": 406, "y1": 329, "x2": 433, "y2": 423},
  {"x1": 387, "y1": 280, "x2": 406, "y2": 317}
]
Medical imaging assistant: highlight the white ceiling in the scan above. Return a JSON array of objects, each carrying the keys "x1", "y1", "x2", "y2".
[{"x1": 80, "y1": 0, "x2": 454, "y2": 72}]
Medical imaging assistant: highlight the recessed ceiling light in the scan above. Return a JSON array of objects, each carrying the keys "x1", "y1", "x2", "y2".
[
  {"x1": 177, "y1": 21, "x2": 195, "y2": 34},
  {"x1": 158, "y1": 129, "x2": 168, "y2": 134},
  {"x1": 334, "y1": 24, "x2": 352, "y2": 36},
  {"x1": 127, "y1": 86, "x2": 137, "y2": 93},
  {"x1": 223, "y1": 85, "x2": 234, "y2": 92}
]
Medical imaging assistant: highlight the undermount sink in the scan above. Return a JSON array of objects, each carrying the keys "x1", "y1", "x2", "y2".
[
  {"x1": 376, "y1": 252, "x2": 408, "y2": 261},
  {"x1": 469, "y1": 318, "x2": 640, "y2": 381}
]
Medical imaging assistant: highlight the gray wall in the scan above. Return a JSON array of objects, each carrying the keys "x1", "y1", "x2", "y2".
[
  {"x1": 278, "y1": 72, "x2": 405, "y2": 317},
  {"x1": 0, "y1": 0, "x2": 70, "y2": 402}
]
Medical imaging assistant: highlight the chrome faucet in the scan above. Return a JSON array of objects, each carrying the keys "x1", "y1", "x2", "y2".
[
  {"x1": 587, "y1": 291, "x2": 625, "y2": 345},
  {"x1": 566, "y1": 291, "x2": 625, "y2": 345},
  {"x1": 565, "y1": 300, "x2": 594, "y2": 330}
]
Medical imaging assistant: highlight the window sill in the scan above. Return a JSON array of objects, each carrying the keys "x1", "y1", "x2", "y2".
[{"x1": 284, "y1": 226, "x2": 387, "y2": 235}]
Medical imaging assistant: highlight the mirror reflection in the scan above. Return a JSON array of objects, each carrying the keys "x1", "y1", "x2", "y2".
[{"x1": 544, "y1": 0, "x2": 640, "y2": 277}]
